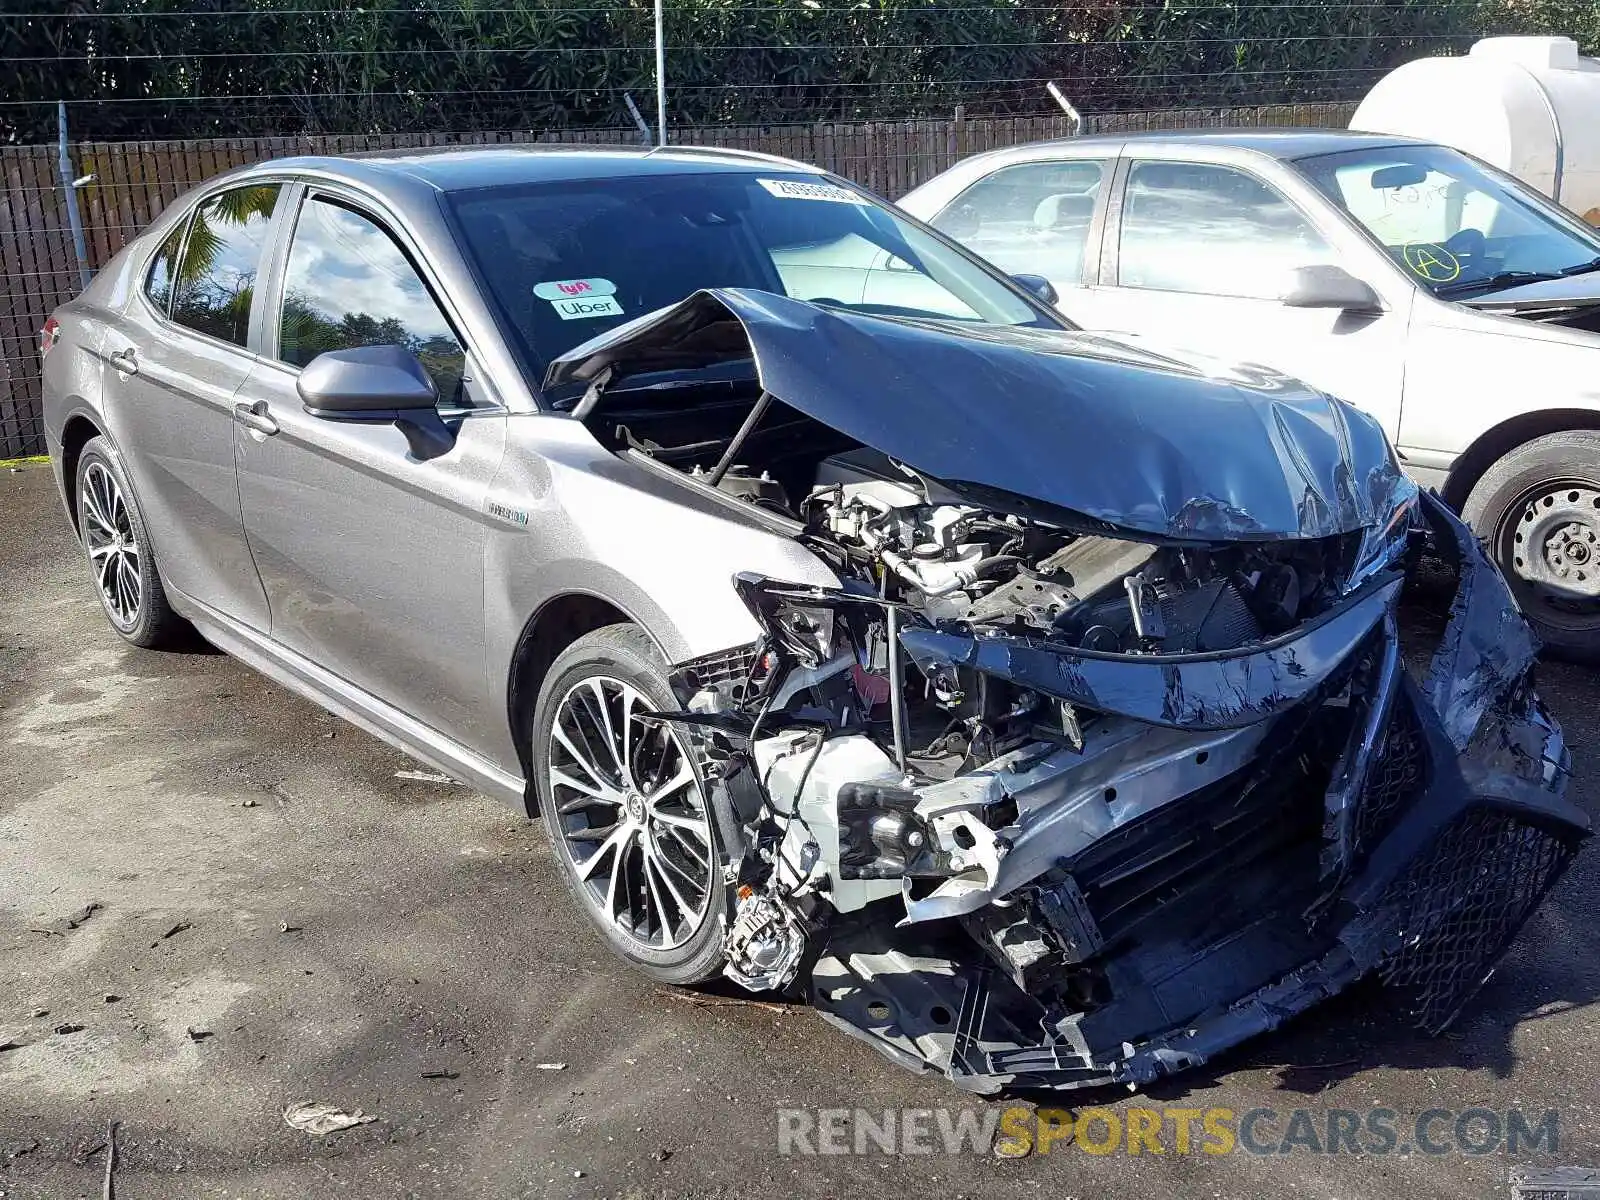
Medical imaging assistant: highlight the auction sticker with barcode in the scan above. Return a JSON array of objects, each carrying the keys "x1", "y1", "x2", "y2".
[{"x1": 757, "y1": 178, "x2": 870, "y2": 204}]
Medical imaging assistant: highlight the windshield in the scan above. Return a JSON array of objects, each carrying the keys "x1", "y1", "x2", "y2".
[
  {"x1": 447, "y1": 170, "x2": 1052, "y2": 378},
  {"x1": 1295, "y1": 144, "x2": 1600, "y2": 298}
]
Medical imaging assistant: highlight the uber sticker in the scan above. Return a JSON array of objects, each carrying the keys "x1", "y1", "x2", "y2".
[
  {"x1": 534, "y1": 277, "x2": 617, "y2": 300},
  {"x1": 550, "y1": 294, "x2": 624, "y2": 320},
  {"x1": 757, "y1": 177, "x2": 870, "y2": 205}
]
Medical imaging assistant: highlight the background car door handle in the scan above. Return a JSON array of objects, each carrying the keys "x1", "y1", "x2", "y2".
[
  {"x1": 234, "y1": 401, "x2": 279, "y2": 436},
  {"x1": 107, "y1": 348, "x2": 138, "y2": 375}
]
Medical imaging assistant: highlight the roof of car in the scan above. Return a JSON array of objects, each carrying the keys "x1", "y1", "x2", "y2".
[
  {"x1": 239, "y1": 143, "x2": 825, "y2": 193},
  {"x1": 1001, "y1": 127, "x2": 1427, "y2": 160}
]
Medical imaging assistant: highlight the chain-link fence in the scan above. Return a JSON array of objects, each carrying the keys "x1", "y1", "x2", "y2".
[
  {"x1": 0, "y1": 99, "x2": 1358, "y2": 459},
  {"x1": 5, "y1": 0, "x2": 1593, "y2": 457}
]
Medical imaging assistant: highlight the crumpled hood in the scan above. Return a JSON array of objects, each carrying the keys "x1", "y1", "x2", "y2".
[{"x1": 546, "y1": 288, "x2": 1413, "y2": 541}]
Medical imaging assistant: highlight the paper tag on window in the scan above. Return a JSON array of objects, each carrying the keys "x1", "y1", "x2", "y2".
[
  {"x1": 549, "y1": 295, "x2": 624, "y2": 320},
  {"x1": 534, "y1": 278, "x2": 617, "y2": 300},
  {"x1": 757, "y1": 178, "x2": 869, "y2": 205}
]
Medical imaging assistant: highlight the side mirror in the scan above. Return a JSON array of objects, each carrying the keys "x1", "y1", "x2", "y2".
[
  {"x1": 297, "y1": 344, "x2": 454, "y2": 461},
  {"x1": 1282, "y1": 265, "x2": 1383, "y2": 315},
  {"x1": 1012, "y1": 273, "x2": 1059, "y2": 305}
]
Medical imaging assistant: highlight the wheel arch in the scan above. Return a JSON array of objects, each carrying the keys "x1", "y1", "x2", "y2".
[
  {"x1": 1443, "y1": 408, "x2": 1600, "y2": 512},
  {"x1": 505, "y1": 591, "x2": 668, "y2": 815},
  {"x1": 58, "y1": 410, "x2": 110, "y2": 533}
]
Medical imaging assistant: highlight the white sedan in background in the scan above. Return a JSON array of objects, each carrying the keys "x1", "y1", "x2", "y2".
[{"x1": 900, "y1": 129, "x2": 1600, "y2": 660}]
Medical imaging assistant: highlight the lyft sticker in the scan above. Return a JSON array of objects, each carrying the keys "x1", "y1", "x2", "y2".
[{"x1": 534, "y1": 277, "x2": 617, "y2": 300}]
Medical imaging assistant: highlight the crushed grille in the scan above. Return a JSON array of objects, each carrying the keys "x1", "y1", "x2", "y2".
[
  {"x1": 1351, "y1": 691, "x2": 1427, "y2": 856},
  {"x1": 1066, "y1": 756, "x2": 1330, "y2": 946},
  {"x1": 1376, "y1": 807, "x2": 1577, "y2": 1033}
]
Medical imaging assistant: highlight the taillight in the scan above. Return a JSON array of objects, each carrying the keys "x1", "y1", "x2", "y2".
[{"x1": 39, "y1": 317, "x2": 60, "y2": 360}]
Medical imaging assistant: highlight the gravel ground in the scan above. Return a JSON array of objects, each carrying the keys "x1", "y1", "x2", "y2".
[{"x1": 2, "y1": 459, "x2": 1598, "y2": 1200}]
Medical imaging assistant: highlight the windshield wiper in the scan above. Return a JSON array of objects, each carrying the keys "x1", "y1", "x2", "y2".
[
  {"x1": 1559, "y1": 256, "x2": 1600, "y2": 278},
  {"x1": 1435, "y1": 270, "x2": 1561, "y2": 298}
]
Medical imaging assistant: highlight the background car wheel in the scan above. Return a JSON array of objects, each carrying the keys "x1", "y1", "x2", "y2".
[
  {"x1": 75, "y1": 436, "x2": 185, "y2": 649},
  {"x1": 531, "y1": 624, "x2": 728, "y2": 985},
  {"x1": 1462, "y1": 429, "x2": 1600, "y2": 664}
]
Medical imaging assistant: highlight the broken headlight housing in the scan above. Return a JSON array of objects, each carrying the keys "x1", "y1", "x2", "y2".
[
  {"x1": 772, "y1": 604, "x2": 836, "y2": 667},
  {"x1": 1346, "y1": 491, "x2": 1419, "y2": 594},
  {"x1": 732, "y1": 573, "x2": 843, "y2": 669}
]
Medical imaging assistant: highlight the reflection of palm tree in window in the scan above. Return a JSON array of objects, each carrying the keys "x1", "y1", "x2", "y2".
[{"x1": 172, "y1": 186, "x2": 280, "y2": 343}]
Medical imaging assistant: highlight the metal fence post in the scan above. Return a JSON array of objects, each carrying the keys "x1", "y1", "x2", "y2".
[
  {"x1": 654, "y1": 0, "x2": 667, "y2": 146},
  {"x1": 623, "y1": 92, "x2": 653, "y2": 146},
  {"x1": 56, "y1": 101, "x2": 91, "y2": 291}
]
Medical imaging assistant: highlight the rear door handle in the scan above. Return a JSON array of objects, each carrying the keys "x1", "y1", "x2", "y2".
[
  {"x1": 108, "y1": 348, "x2": 138, "y2": 375},
  {"x1": 233, "y1": 401, "x2": 279, "y2": 436}
]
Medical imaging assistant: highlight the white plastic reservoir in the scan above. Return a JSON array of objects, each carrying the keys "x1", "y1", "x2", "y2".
[{"x1": 1352, "y1": 36, "x2": 1600, "y2": 224}]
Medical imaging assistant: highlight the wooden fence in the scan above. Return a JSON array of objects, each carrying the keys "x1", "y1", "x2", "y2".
[{"x1": 0, "y1": 100, "x2": 1354, "y2": 458}]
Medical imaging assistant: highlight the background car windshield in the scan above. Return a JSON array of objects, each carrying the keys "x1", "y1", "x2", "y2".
[
  {"x1": 448, "y1": 171, "x2": 1045, "y2": 375},
  {"x1": 1295, "y1": 144, "x2": 1600, "y2": 296}
]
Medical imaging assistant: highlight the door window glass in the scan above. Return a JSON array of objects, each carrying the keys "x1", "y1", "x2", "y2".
[
  {"x1": 170, "y1": 184, "x2": 281, "y2": 347},
  {"x1": 279, "y1": 197, "x2": 467, "y2": 405},
  {"x1": 1118, "y1": 162, "x2": 1332, "y2": 299},
  {"x1": 144, "y1": 220, "x2": 187, "y2": 316},
  {"x1": 932, "y1": 160, "x2": 1106, "y2": 283}
]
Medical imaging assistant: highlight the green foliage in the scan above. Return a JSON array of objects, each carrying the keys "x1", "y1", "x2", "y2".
[{"x1": 1, "y1": 0, "x2": 1593, "y2": 142}]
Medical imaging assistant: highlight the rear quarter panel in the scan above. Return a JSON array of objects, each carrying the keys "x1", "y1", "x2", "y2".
[
  {"x1": 42, "y1": 196, "x2": 197, "y2": 451},
  {"x1": 39, "y1": 251, "x2": 136, "y2": 517}
]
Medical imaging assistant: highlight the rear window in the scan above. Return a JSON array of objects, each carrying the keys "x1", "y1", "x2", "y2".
[
  {"x1": 446, "y1": 170, "x2": 1047, "y2": 379},
  {"x1": 144, "y1": 221, "x2": 186, "y2": 316}
]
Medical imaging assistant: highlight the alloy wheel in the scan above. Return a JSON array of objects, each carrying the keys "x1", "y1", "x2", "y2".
[
  {"x1": 546, "y1": 676, "x2": 714, "y2": 951},
  {"x1": 81, "y1": 460, "x2": 142, "y2": 629}
]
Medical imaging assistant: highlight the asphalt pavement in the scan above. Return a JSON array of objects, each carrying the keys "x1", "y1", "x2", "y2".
[{"x1": 2, "y1": 460, "x2": 1599, "y2": 1199}]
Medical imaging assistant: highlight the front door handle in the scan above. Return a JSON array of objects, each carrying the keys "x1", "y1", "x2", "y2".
[
  {"x1": 234, "y1": 401, "x2": 279, "y2": 436},
  {"x1": 108, "y1": 348, "x2": 138, "y2": 375}
]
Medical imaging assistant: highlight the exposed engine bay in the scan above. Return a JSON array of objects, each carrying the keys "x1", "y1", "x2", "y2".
[
  {"x1": 550, "y1": 288, "x2": 1588, "y2": 1093},
  {"x1": 804, "y1": 456, "x2": 1354, "y2": 652}
]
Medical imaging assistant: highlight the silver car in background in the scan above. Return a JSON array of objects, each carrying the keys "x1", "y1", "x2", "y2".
[
  {"x1": 40, "y1": 146, "x2": 1585, "y2": 1095},
  {"x1": 901, "y1": 129, "x2": 1600, "y2": 659}
]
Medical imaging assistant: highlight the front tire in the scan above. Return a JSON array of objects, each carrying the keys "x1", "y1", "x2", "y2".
[
  {"x1": 530, "y1": 624, "x2": 728, "y2": 985},
  {"x1": 1462, "y1": 429, "x2": 1600, "y2": 664},
  {"x1": 75, "y1": 436, "x2": 185, "y2": 649}
]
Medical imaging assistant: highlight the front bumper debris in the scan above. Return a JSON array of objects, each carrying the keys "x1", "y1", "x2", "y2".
[{"x1": 802, "y1": 495, "x2": 1585, "y2": 1093}]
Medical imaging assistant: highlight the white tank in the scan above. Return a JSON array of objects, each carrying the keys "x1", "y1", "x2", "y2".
[{"x1": 1352, "y1": 36, "x2": 1600, "y2": 224}]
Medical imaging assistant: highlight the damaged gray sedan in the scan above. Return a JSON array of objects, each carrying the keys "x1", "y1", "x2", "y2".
[{"x1": 42, "y1": 147, "x2": 1585, "y2": 1096}]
